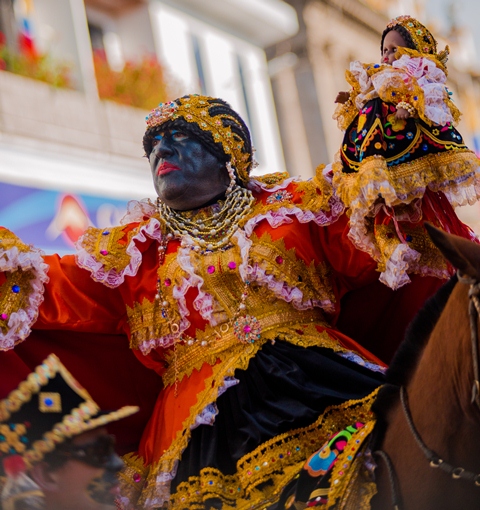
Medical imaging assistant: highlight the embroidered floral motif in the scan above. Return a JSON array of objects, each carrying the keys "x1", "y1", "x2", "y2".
[{"x1": 386, "y1": 112, "x2": 407, "y2": 132}]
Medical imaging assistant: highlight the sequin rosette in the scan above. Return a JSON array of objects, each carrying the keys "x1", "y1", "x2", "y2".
[{"x1": 233, "y1": 315, "x2": 262, "y2": 344}]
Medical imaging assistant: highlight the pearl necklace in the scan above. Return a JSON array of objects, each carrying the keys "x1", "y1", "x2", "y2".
[{"x1": 156, "y1": 185, "x2": 254, "y2": 251}]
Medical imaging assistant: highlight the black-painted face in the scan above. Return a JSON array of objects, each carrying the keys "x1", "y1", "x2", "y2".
[{"x1": 148, "y1": 127, "x2": 230, "y2": 211}]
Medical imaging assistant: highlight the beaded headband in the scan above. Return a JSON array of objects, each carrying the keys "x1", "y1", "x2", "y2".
[
  {"x1": 145, "y1": 95, "x2": 252, "y2": 184},
  {"x1": 386, "y1": 15, "x2": 437, "y2": 55}
]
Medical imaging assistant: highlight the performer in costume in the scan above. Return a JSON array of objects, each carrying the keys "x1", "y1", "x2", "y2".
[
  {"x1": 0, "y1": 95, "x2": 471, "y2": 509},
  {"x1": 0, "y1": 353, "x2": 139, "y2": 510},
  {"x1": 333, "y1": 15, "x2": 480, "y2": 289}
]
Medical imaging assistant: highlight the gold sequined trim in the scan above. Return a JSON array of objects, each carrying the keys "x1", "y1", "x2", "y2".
[
  {"x1": 162, "y1": 310, "x2": 332, "y2": 387},
  {"x1": 326, "y1": 420, "x2": 377, "y2": 510},
  {"x1": 147, "y1": 389, "x2": 380, "y2": 509}
]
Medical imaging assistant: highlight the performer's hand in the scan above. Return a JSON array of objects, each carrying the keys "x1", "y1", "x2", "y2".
[
  {"x1": 395, "y1": 107, "x2": 410, "y2": 120},
  {"x1": 335, "y1": 91, "x2": 350, "y2": 104}
]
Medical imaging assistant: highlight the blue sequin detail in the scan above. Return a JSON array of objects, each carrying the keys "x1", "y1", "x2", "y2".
[{"x1": 11, "y1": 285, "x2": 20, "y2": 293}]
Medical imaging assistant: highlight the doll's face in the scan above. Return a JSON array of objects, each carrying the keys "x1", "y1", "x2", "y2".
[{"x1": 382, "y1": 30, "x2": 407, "y2": 64}]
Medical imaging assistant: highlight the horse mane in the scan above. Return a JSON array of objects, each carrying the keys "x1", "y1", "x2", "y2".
[{"x1": 372, "y1": 273, "x2": 458, "y2": 418}]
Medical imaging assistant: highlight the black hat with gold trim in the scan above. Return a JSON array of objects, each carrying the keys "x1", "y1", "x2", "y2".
[{"x1": 0, "y1": 353, "x2": 138, "y2": 473}]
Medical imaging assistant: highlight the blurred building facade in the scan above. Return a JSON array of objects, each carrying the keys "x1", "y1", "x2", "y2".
[{"x1": 0, "y1": 0, "x2": 297, "y2": 252}]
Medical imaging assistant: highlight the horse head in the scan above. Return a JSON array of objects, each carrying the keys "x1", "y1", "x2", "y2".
[{"x1": 372, "y1": 223, "x2": 480, "y2": 510}]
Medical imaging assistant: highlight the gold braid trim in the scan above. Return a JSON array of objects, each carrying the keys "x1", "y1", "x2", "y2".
[
  {"x1": 167, "y1": 390, "x2": 379, "y2": 509},
  {"x1": 161, "y1": 315, "x2": 343, "y2": 387},
  {"x1": 333, "y1": 149, "x2": 479, "y2": 210},
  {"x1": 326, "y1": 420, "x2": 377, "y2": 510}
]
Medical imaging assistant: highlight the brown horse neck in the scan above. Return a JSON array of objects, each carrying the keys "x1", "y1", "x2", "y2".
[{"x1": 372, "y1": 281, "x2": 480, "y2": 510}]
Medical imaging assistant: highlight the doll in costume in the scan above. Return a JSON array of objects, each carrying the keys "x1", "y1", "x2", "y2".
[{"x1": 332, "y1": 15, "x2": 480, "y2": 289}]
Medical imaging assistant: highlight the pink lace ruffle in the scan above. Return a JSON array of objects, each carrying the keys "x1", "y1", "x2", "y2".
[
  {"x1": 0, "y1": 243, "x2": 49, "y2": 351},
  {"x1": 243, "y1": 200, "x2": 344, "y2": 238}
]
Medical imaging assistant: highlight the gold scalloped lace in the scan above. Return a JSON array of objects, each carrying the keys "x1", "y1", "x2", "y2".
[
  {"x1": 78, "y1": 224, "x2": 140, "y2": 275},
  {"x1": 333, "y1": 149, "x2": 479, "y2": 211},
  {"x1": 374, "y1": 223, "x2": 447, "y2": 275},
  {"x1": 248, "y1": 232, "x2": 335, "y2": 306}
]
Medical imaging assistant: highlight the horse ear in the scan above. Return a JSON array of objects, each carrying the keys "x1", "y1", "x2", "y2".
[{"x1": 425, "y1": 223, "x2": 480, "y2": 280}]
